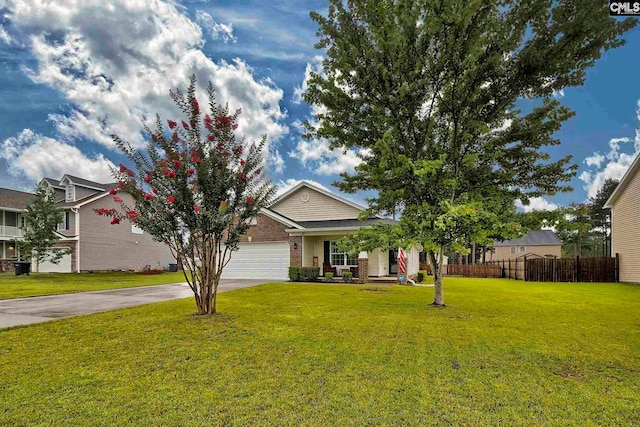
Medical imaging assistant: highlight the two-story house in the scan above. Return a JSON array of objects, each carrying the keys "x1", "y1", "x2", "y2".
[
  {"x1": 0, "y1": 188, "x2": 34, "y2": 271},
  {"x1": 37, "y1": 175, "x2": 174, "y2": 273}
]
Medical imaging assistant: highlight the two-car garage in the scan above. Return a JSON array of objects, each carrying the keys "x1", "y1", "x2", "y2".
[{"x1": 221, "y1": 241, "x2": 290, "y2": 280}]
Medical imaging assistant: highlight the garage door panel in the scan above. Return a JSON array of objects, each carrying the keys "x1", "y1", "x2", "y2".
[
  {"x1": 34, "y1": 249, "x2": 72, "y2": 273},
  {"x1": 222, "y1": 242, "x2": 289, "y2": 280}
]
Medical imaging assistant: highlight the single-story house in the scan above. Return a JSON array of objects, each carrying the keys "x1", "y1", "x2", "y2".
[
  {"x1": 221, "y1": 181, "x2": 420, "y2": 280},
  {"x1": 604, "y1": 152, "x2": 640, "y2": 283},
  {"x1": 488, "y1": 229, "x2": 562, "y2": 260}
]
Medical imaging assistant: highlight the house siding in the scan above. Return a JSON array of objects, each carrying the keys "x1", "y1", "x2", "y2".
[
  {"x1": 270, "y1": 187, "x2": 361, "y2": 221},
  {"x1": 74, "y1": 186, "x2": 100, "y2": 201},
  {"x1": 611, "y1": 168, "x2": 640, "y2": 283},
  {"x1": 493, "y1": 244, "x2": 562, "y2": 260},
  {"x1": 78, "y1": 194, "x2": 174, "y2": 271}
]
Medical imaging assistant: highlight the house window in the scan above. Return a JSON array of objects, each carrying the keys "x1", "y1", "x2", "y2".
[
  {"x1": 131, "y1": 224, "x2": 143, "y2": 234},
  {"x1": 519, "y1": 246, "x2": 526, "y2": 253},
  {"x1": 330, "y1": 241, "x2": 357, "y2": 266},
  {"x1": 510, "y1": 247, "x2": 516, "y2": 254},
  {"x1": 65, "y1": 185, "x2": 75, "y2": 202},
  {"x1": 58, "y1": 212, "x2": 70, "y2": 231}
]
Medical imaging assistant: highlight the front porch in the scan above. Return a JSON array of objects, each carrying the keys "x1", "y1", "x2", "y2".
[{"x1": 298, "y1": 233, "x2": 401, "y2": 278}]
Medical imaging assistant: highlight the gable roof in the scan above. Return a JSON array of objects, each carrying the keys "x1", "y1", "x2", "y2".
[
  {"x1": 41, "y1": 177, "x2": 64, "y2": 188},
  {"x1": 604, "y1": 152, "x2": 639, "y2": 208},
  {"x1": 60, "y1": 175, "x2": 111, "y2": 191},
  {"x1": 0, "y1": 188, "x2": 35, "y2": 210},
  {"x1": 271, "y1": 181, "x2": 367, "y2": 212},
  {"x1": 493, "y1": 230, "x2": 561, "y2": 247}
]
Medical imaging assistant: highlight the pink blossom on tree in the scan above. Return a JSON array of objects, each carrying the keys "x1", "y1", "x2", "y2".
[{"x1": 97, "y1": 74, "x2": 275, "y2": 315}]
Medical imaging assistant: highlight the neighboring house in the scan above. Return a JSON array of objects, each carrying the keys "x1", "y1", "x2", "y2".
[
  {"x1": 39, "y1": 175, "x2": 174, "y2": 273},
  {"x1": 489, "y1": 230, "x2": 562, "y2": 260},
  {"x1": 604, "y1": 153, "x2": 640, "y2": 283},
  {"x1": 0, "y1": 188, "x2": 34, "y2": 271},
  {"x1": 221, "y1": 181, "x2": 420, "y2": 280}
]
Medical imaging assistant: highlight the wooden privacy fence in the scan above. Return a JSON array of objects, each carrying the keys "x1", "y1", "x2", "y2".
[
  {"x1": 485, "y1": 254, "x2": 619, "y2": 283},
  {"x1": 444, "y1": 264, "x2": 503, "y2": 278}
]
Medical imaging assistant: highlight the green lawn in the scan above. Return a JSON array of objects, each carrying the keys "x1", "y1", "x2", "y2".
[
  {"x1": 0, "y1": 271, "x2": 187, "y2": 299},
  {"x1": 1, "y1": 278, "x2": 639, "y2": 426}
]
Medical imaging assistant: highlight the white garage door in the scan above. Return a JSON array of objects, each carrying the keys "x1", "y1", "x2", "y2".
[
  {"x1": 34, "y1": 249, "x2": 72, "y2": 273},
  {"x1": 222, "y1": 242, "x2": 290, "y2": 280}
]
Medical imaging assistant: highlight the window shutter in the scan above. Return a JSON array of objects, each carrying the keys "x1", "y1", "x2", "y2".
[{"x1": 324, "y1": 241, "x2": 330, "y2": 264}]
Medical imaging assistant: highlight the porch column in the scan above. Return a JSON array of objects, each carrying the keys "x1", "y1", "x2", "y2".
[
  {"x1": 357, "y1": 251, "x2": 368, "y2": 282},
  {"x1": 290, "y1": 236, "x2": 302, "y2": 268}
]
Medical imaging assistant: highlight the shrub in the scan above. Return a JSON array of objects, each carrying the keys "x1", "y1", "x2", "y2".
[
  {"x1": 324, "y1": 272, "x2": 334, "y2": 283},
  {"x1": 288, "y1": 266, "x2": 301, "y2": 282},
  {"x1": 417, "y1": 270, "x2": 426, "y2": 283},
  {"x1": 300, "y1": 267, "x2": 320, "y2": 282},
  {"x1": 341, "y1": 271, "x2": 353, "y2": 283}
]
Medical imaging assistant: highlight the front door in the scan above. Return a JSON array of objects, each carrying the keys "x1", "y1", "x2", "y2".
[{"x1": 389, "y1": 249, "x2": 398, "y2": 275}]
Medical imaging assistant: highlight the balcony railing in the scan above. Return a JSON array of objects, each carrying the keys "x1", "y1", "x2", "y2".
[{"x1": 0, "y1": 225, "x2": 24, "y2": 238}]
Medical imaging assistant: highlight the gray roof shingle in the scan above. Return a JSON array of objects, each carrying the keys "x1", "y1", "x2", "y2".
[
  {"x1": 494, "y1": 230, "x2": 561, "y2": 246},
  {"x1": 0, "y1": 188, "x2": 35, "y2": 210}
]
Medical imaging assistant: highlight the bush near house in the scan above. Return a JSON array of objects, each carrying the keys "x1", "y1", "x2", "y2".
[
  {"x1": 288, "y1": 266, "x2": 319, "y2": 282},
  {"x1": 417, "y1": 270, "x2": 426, "y2": 283},
  {"x1": 341, "y1": 271, "x2": 353, "y2": 283},
  {"x1": 288, "y1": 266, "x2": 300, "y2": 282},
  {"x1": 324, "y1": 272, "x2": 334, "y2": 283},
  {"x1": 300, "y1": 267, "x2": 320, "y2": 282}
]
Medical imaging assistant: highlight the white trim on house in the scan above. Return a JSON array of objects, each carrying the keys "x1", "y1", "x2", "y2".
[
  {"x1": 74, "y1": 192, "x2": 111, "y2": 208},
  {"x1": 72, "y1": 207, "x2": 80, "y2": 273},
  {"x1": 604, "y1": 152, "x2": 640, "y2": 208},
  {"x1": 260, "y1": 208, "x2": 303, "y2": 229},
  {"x1": 271, "y1": 181, "x2": 384, "y2": 218}
]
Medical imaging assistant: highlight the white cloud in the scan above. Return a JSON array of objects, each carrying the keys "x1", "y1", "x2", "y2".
[
  {"x1": 580, "y1": 101, "x2": 640, "y2": 199},
  {"x1": 195, "y1": 10, "x2": 237, "y2": 43},
  {"x1": 585, "y1": 153, "x2": 605, "y2": 168},
  {"x1": 289, "y1": 119, "x2": 365, "y2": 176},
  {"x1": 0, "y1": 129, "x2": 116, "y2": 184},
  {"x1": 275, "y1": 178, "x2": 330, "y2": 196},
  {"x1": 2, "y1": 0, "x2": 287, "y2": 172},
  {"x1": 290, "y1": 59, "x2": 368, "y2": 176},
  {"x1": 292, "y1": 56, "x2": 323, "y2": 104},
  {"x1": 515, "y1": 197, "x2": 558, "y2": 213}
]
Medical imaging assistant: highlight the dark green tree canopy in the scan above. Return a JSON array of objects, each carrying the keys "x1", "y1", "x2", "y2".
[{"x1": 305, "y1": 0, "x2": 635, "y2": 305}]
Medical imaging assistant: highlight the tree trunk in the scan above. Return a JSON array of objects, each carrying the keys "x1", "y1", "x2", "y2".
[{"x1": 428, "y1": 250, "x2": 445, "y2": 307}]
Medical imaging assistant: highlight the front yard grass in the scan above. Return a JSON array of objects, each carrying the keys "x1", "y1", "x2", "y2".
[
  {"x1": 0, "y1": 271, "x2": 187, "y2": 300},
  {"x1": 1, "y1": 278, "x2": 639, "y2": 425}
]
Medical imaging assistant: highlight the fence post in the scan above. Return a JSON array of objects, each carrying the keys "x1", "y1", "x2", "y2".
[
  {"x1": 523, "y1": 255, "x2": 527, "y2": 281},
  {"x1": 576, "y1": 255, "x2": 581, "y2": 282},
  {"x1": 615, "y1": 253, "x2": 620, "y2": 282}
]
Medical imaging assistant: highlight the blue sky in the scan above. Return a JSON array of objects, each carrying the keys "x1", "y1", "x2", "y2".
[{"x1": 0, "y1": 0, "x2": 639, "y2": 211}]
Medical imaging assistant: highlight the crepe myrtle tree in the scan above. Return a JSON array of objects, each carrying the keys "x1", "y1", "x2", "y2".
[{"x1": 98, "y1": 75, "x2": 276, "y2": 315}]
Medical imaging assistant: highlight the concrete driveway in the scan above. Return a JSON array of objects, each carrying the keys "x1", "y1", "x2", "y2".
[{"x1": 0, "y1": 279, "x2": 269, "y2": 329}]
